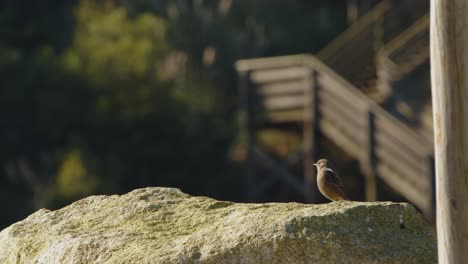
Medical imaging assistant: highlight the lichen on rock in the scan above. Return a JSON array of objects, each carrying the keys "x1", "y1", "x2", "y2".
[{"x1": 0, "y1": 187, "x2": 437, "y2": 263}]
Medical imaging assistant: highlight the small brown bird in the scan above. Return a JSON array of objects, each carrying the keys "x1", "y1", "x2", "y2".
[{"x1": 314, "y1": 159, "x2": 348, "y2": 201}]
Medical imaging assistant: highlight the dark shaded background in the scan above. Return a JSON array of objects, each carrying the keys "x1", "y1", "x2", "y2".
[{"x1": 0, "y1": 0, "x2": 352, "y2": 229}]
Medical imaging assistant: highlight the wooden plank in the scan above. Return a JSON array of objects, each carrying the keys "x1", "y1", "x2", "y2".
[
  {"x1": 377, "y1": 164, "x2": 430, "y2": 216},
  {"x1": 319, "y1": 119, "x2": 364, "y2": 159},
  {"x1": 361, "y1": 110, "x2": 378, "y2": 201},
  {"x1": 238, "y1": 70, "x2": 257, "y2": 201},
  {"x1": 374, "y1": 115, "x2": 429, "y2": 155},
  {"x1": 235, "y1": 54, "x2": 311, "y2": 72},
  {"x1": 262, "y1": 95, "x2": 307, "y2": 111},
  {"x1": 257, "y1": 80, "x2": 306, "y2": 96},
  {"x1": 318, "y1": 101, "x2": 365, "y2": 144},
  {"x1": 318, "y1": 86, "x2": 366, "y2": 115},
  {"x1": 375, "y1": 129, "x2": 429, "y2": 175},
  {"x1": 318, "y1": 88, "x2": 367, "y2": 126},
  {"x1": 318, "y1": 72, "x2": 366, "y2": 110},
  {"x1": 303, "y1": 70, "x2": 319, "y2": 202},
  {"x1": 250, "y1": 67, "x2": 309, "y2": 84},
  {"x1": 375, "y1": 146, "x2": 429, "y2": 194},
  {"x1": 311, "y1": 56, "x2": 385, "y2": 104},
  {"x1": 382, "y1": 14, "x2": 429, "y2": 58},
  {"x1": 318, "y1": 93, "x2": 366, "y2": 129},
  {"x1": 375, "y1": 144, "x2": 427, "y2": 188},
  {"x1": 318, "y1": 100, "x2": 363, "y2": 132},
  {"x1": 261, "y1": 110, "x2": 304, "y2": 123}
]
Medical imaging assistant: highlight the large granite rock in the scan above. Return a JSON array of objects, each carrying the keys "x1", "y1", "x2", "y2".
[{"x1": 0, "y1": 187, "x2": 436, "y2": 263}]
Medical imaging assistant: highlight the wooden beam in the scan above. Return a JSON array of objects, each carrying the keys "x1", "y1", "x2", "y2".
[
  {"x1": 375, "y1": 146, "x2": 430, "y2": 194},
  {"x1": 250, "y1": 67, "x2": 308, "y2": 83},
  {"x1": 374, "y1": 115, "x2": 430, "y2": 154},
  {"x1": 377, "y1": 164, "x2": 430, "y2": 217},
  {"x1": 374, "y1": 129, "x2": 430, "y2": 175},
  {"x1": 361, "y1": 108, "x2": 377, "y2": 201},
  {"x1": 257, "y1": 81, "x2": 306, "y2": 96},
  {"x1": 318, "y1": 92, "x2": 366, "y2": 130},
  {"x1": 303, "y1": 69, "x2": 319, "y2": 202},
  {"x1": 238, "y1": 70, "x2": 257, "y2": 201},
  {"x1": 430, "y1": 0, "x2": 468, "y2": 262},
  {"x1": 262, "y1": 95, "x2": 307, "y2": 111},
  {"x1": 319, "y1": 119, "x2": 364, "y2": 160}
]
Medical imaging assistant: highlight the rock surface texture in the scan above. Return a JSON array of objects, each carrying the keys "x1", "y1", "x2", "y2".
[{"x1": 0, "y1": 187, "x2": 436, "y2": 263}]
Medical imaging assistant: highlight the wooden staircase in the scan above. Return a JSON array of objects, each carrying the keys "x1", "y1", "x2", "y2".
[
  {"x1": 318, "y1": 0, "x2": 429, "y2": 100},
  {"x1": 377, "y1": 14, "x2": 432, "y2": 143},
  {"x1": 235, "y1": 0, "x2": 434, "y2": 221},
  {"x1": 318, "y1": 0, "x2": 391, "y2": 95},
  {"x1": 236, "y1": 55, "x2": 435, "y2": 220},
  {"x1": 377, "y1": 14, "x2": 429, "y2": 97}
]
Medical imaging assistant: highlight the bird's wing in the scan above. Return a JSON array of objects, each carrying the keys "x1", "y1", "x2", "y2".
[
  {"x1": 323, "y1": 168, "x2": 345, "y2": 190},
  {"x1": 322, "y1": 168, "x2": 347, "y2": 200}
]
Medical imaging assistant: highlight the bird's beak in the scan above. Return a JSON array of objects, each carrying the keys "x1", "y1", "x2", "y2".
[{"x1": 313, "y1": 163, "x2": 317, "y2": 166}]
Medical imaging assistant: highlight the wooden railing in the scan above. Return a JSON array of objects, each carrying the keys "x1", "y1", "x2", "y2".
[
  {"x1": 318, "y1": 0, "x2": 392, "y2": 85},
  {"x1": 377, "y1": 14, "x2": 429, "y2": 97},
  {"x1": 318, "y1": 0, "x2": 429, "y2": 92},
  {"x1": 236, "y1": 54, "x2": 434, "y2": 220}
]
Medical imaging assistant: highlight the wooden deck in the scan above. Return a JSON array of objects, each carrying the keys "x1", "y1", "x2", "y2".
[{"x1": 236, "y1": 54, "x2": 435, "y2": 220}]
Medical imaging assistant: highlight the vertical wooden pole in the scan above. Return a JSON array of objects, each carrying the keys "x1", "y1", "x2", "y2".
[
  {"x1": 239, "y1": 70, "x2": 256, "y2": 202},
  {"x1": 430, "y1": 0, "x2": 468, "y2": 262},
  {"x1": 347, "y1": 0, "x2": 359, "y2": 25},
  {"x1": 362, "y1": 108, "x2": 377, "y2": 201},
  {"x1": 303, "y1": 67, "x2": 319, "y2": 202}
]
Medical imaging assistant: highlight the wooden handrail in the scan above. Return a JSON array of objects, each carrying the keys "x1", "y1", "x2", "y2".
[
  {"x1": 378, "y1": 14, "x2": 429, "y2": 81},
  {"x1": 236, "y1": 54, "x2": 312, "y2": 72},
  {"x1": 380, "y1": 14, "x2": 429, "y2": 60},
  {"x1": 317, "y1": 0, "x2": 392, "y2": 62}
]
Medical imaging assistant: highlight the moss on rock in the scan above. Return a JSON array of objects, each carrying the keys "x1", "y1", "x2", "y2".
[{"x1": 0, "y1": 187, "x2": 436, "y2": 263}]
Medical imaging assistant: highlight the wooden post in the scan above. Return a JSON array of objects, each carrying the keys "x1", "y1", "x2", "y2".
[
  {"x1": 347, "y1": 0, "x2": 359, "y2": 25},
  {"x1": 430, "y1": 0, "x2": 468, "y2": 262},
  {"x1": 303, "y1": 68, "x2": 319, "y2": 202},
  {"x1": 238, "y1": 70, "x2": 256, "y2": 202},
  {"x1": 362, "y1": 108, "x2": 377, "y2": 201}
]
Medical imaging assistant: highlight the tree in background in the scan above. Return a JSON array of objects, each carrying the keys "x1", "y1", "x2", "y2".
[{"x1": 0, "y1": 0, "x2": 346, "y2": 228}]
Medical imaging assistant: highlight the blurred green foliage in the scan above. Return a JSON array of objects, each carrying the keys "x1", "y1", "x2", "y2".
[{"x1": 0, "y1": 0, "x2": 346, "y2": 228}]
